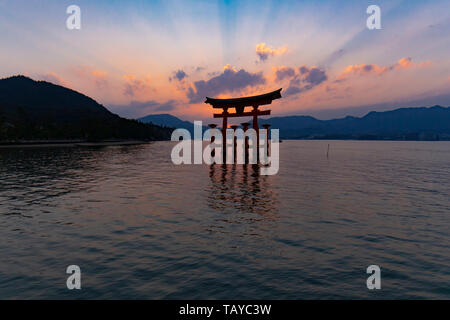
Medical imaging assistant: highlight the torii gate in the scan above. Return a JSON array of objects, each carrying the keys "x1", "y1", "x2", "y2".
[{"x1": 204, "y1": 88, "x2": 282, "y2": 161}]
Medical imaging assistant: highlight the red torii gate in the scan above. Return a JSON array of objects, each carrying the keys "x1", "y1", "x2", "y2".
[{"x1": 204, "y1": 88, "x2": 282, "y2": 160}]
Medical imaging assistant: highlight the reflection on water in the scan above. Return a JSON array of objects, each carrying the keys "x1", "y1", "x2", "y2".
[
  {"x1": 207, "y1": 164, "x2": 278, "y2": 217},
  {"x1": 0, "y1": 141, "x2": 450, "y2": 299},
  {"x1": 0, "y1": 145, "x2": 151, "y2": 218}
]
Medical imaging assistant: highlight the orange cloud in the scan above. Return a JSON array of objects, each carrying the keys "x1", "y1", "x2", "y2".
[
  {"x1": 338, "y1": 57, "x2": 431, "y2": 80},
  {"x1": 91, "y1": 69, "x2": 107, "y2": 79},
  {"x1": 223, "y1": 64, "x2": 238, "y2": 72},
  {"x1": 36, "y1": 72, "x2": 68, "y2": 86},
  {"x1": 396, "y1": 57, "x2": 412, "y2": 69},
  {"x1": 340, "y1": 63, "x2": 387, "y2": 77},
  {"x1": 390, "y1": 57, "x2": 431, "y2": 70},
  {"x1": 73, "y1": 66, "x2": 108, "y2": 88},
  {"x1": 256, "y1": 43, "x2": 288, "y2": 62}
]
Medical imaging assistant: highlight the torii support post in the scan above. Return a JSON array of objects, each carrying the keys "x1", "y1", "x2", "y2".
[
  {"x1": 230, "y1": 125, "x2": 238, "y2": 163},
  {"x1": 208, "y1": 124, "x2": 217, "y2": 159},
  {"x1": 262, "y1": 124, "x2": 271, "y2": 157},
  {"x1": 252, "y1": 106, "x2": 260, "y2": 162},
  {"x1": 221, "y1": 108, "x2": 228, "y2": 161},
  {"x1": 241, "y1": 122, "x2": 250, "y2": 164}
]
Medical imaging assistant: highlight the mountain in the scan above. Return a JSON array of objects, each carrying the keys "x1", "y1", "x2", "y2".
[
  {"x1": 138, "y1": 113, "x2": 207, "y2": 135},
  {"x1": 139, "y1": 114, "x2": 194, "y2": 130},
  {"x1": 258, "y1": 106, "x2": 450, "y2": 140},
  {"x1": 138, "y1": 106, "x2": 450, "y2": 140},
  {"x1": 0, "y1": 75, "x2": 172, "y2": 141}
]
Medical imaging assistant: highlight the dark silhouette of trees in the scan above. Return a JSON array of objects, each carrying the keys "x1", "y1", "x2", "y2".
[{"x1": 0, "y1": 75, "x2": 173, "y2": 141}]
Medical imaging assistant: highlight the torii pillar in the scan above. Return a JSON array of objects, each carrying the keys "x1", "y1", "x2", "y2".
[{"x1": 208, "y1": 123, "x2": 217, "y2": 159}]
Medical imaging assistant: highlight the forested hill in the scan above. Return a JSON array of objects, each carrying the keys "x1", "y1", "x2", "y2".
[{"x1": 0, "y1": 75, "x2": 172, "y2": 141}]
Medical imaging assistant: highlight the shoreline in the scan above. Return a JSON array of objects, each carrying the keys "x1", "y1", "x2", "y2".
[
  {"x1": 0, "y1": 140, "x2": 152, "y2": 148},
  {"x1": 1, "y1": 138, "x2": 448, "y2": 148}
]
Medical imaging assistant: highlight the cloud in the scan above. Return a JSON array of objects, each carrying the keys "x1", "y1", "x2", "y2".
[
  {"x1": 256, "y1": 43, "x2": 288, "y2": 62},
  {"x1": 207, "y1": 71, "x2": 220, "y2": 77},
  {"x1": 130, "y1": 100, "x2": 176, "y2": 112},
  {"x1": 109, "y1": 100, "x2": 177, "y2": 118},
  {"x1": 273, "y1": 66, "x2": 296, "y2": 81},
  {"x1": 90, "y1": 70, "x2": 108, "y2": 88},
  {"x1": 340, "y1": 63, "x2": 388, "y2": 78},
  {"x1": 338, "y1": 57, "x2": 431, "y2": 80},
  {"x1": 169, "y1": 69, "x2": 188, "y2": 82},
  {"x1": 123, "y1": 74, "x2": 151, "y2": 97},
  {"x1": 285, "y1": 85, "x2": 304, "y2": 96},
  {"x1": 36, "y1": 72, "x2": 67, "y2": 86},
  {"x1": 186, "y1": 64, "x2": 266, "y2": 103},
  {"x1": 131, "y1": 100, "x2": 175, "y2": 111},
  {"x1": 274, "y1": 65, "x2": 328, "y2": 96},
  {"x1": 73, "y1": 66, "x2": 108, "y2": 88},
  {"x1": 300, "y1": 65, "x2": 328, "y2": 85}
]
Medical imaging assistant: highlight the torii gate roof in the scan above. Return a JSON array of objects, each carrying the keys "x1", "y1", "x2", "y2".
[{"x1": 205, "y1": 88, "x2": 282, "y2": 109}]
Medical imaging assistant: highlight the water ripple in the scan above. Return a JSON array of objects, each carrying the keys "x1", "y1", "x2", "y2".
[{"x1": 0, "y1": 141, "x2": 449, "y2": 299}]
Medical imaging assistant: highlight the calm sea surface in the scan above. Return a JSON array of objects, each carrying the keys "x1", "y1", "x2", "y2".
[{"x1": 0, "y1": 140, "x2": 449, "y2": 299}]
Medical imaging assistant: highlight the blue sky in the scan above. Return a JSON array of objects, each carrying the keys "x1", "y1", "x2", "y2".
[{"x1": 0, "y1": 0, "x2": 449, "y2": 120}]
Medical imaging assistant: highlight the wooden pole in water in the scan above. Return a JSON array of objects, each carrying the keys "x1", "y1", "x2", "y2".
[
  {"x1": 230, "y1": 125, "x2": 238, "y2": 163},
  {"x1": 208, "y1": 124, "x2": 217, "y2": 159},
  {"x1": 221, "y1": 108, "x2": 228, "y2": 162},
  {"x1": 262, "y1": 124, "x2": 271, "y2": 157},
  {"x1": 241, "y1": 122, "x2": 250, "y2": 164},
  {"x1": 252, "y1": 105, "x2": 260, "y2": 162}
]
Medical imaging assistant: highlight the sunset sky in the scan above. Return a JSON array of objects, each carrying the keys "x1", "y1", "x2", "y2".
[{"x1": 1, "y1": 0, "x2": 449, "y2": 121}]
